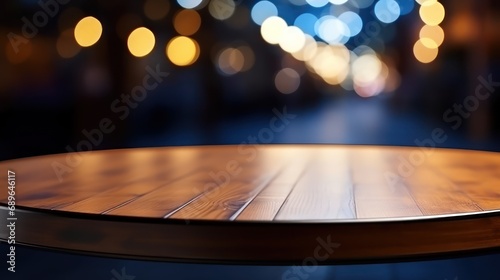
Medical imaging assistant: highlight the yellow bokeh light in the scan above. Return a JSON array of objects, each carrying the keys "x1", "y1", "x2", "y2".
[
  {"x1": 279, "y1": 26, "x2": 306, "y2": 54},
  {"x1": 174, "y1": 9, "x2": 201, "y2": 36},
  {"x1": 166, "y1": 36, "x2": 199, "y2": 66},
  {"x1": 416, "y1": 0, "x2": 437, "y2": 5},
  {"x1": 419, "y1": 25, "x2": 444, "y2": 48},
  {"x1": 413, "y1": 39, "x2": 439, "y2": 63},
  {"x1": 419, "y1": 1, "x2": 445, "y2": 26},
  {"x1": 144, "y1": 0, "x2": 170, "y2": 20},
  {"x1": 291, "y1": 35, "x2": 317, "y2": 62},
  {"x1": 74, "y1": 16, "x2": 102, "y2": 47},
  {"x1": 260, "y1": 16, "x2": 287, "y2": 45},
  {"x1": 352, "y1": 54, "x2": 382, "y2": 85},
  {"x1": 127, "y1": 27, "x2": 156, "y2": 57}
]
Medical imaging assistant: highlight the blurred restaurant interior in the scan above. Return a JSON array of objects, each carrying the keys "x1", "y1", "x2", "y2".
[{"x1": 0, "y1": 0, "x2": 499, "y2": 162}]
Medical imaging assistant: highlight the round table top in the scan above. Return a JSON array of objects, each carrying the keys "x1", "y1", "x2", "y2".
[{"x1": 1, "y1": 145, "x2": 500, "y2": 264}]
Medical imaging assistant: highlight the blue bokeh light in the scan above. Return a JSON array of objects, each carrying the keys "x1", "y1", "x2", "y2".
[
  {"x1": 294, "y1": 13, "x2": 318, "y2": 36},
  {"x1": 374, "y1": 0, "x2": 401, "y2": 24},
  {"x1": 251, "y1": 1, "x2": 279, "y2": 25},
  {"x1": 338, "y1": 11, "x2": 363, "y2": 37}
]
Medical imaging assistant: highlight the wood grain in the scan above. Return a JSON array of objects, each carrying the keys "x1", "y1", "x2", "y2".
[{"x1": 0, "y1": 145, "x2": 499, "y2": 263}]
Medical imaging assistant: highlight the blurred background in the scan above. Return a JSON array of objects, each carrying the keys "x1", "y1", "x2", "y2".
[
  {"x1": 0, "y1": 0, "x2": 499, "y2": 160},
  {"x1": 1, "y1": 1, "x2": 500, "y2": 279}
]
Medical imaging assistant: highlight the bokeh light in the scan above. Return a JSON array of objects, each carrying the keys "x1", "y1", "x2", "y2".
[
  {"x1": 177, "y1": 0, "x2": 203, "y2": 9},
  {"x1": 174, "y1": 9, "x2": 201, "y2": 36},
  {"x1": 306, "y1": 0, "x2": 329, "y2": 8},
  {"x1": 291, "y1": 35, "x2": 318, "y2": 61},
  {"x1": 374, "y1": 0, "x2": 400, "y2": 24},
  {"x1": 127, "y1": 27, "x2": 156, "y2": 57},
  {"x1": 413, "y1": 39, "x2": 438, "y2": 63},
  {"x1": 238, "y1": 45, "x2": 255, "y2": 71},
  {"x1": 57, "y1": 29, "x2": 81, "y2": 58},
  {"x1": 352, "y1": 54, "x2": 382, "y2": 85},
  {"x1": 419, "y1": 25, "x2": 444, "y2": 48},
  {"x1": 419, "y1": 1, "x2": 445, "y2": 26},
  {"x1": 261, "y1": 16, "x2": 288, "y2": 45},
  {"x1": 217, "y1": 47, "x2": 245, "y2": 75},
  {"x1": 294, "y1": 13, "x2": 318, "y2": 36},
  {"x1": 279, "y1": 26, "x2": 306, "y2": 53},
  {"x1": 330, "y1": 0, "x2": 348, "y2": 5},
  {"x1": 74, "y1": 16, "x2": 102, "y2": 47},
  {"x1": 144, "y1": 0, "x2": 170, "y2": 20},
  {"x1": 316, "y1": 16, "x2": 349, "y2": 44},
  {"x1": 275, "y1": 68, "x2": 301, "y2": 94},
  {"x1": 166, "y1": 36, "x2": 200, "y2": 66},
  {"x1": 209, "y1": 0, "x2": 235, "y2": 20},
  {"x1": 251, "y1": 1, "x2": 278, "y2": 25},
  {"x1": 338, "y1": 11, "x2": 363, "y2": 37}
]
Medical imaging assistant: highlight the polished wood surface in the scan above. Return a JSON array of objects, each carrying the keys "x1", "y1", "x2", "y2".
[{"x1": 1, "y1": 145, "x2": 500, "y2": 263}]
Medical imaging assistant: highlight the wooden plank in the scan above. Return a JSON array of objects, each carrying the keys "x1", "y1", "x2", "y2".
[
  {"x1": 350, "y1": 148, "x2": 423, "y2": 218},
  {"x1": 236, "y1": 157, "x2": 309, "y2": 220},
  {"x1": 274, "y1": 148, "x2": 356, "y2": 220}
]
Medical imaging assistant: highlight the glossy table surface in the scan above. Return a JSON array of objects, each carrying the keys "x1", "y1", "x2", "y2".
[{"x1": 1, "y1": 145, "x2": 500, "y2": 264}]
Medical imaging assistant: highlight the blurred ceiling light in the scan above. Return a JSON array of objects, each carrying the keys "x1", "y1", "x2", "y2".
[
  {"x1": 261, "y1": 16, "x2": 288, "y2": 45},
  {"x1": 57, "y1": 29, "x2": 81, "y2": 58},
  {"x1": 174, "y1": 9, "x2": 201, "y2": 36},
  {"x1": 144, "y1": 0, "x2": 170, "y2": 20},
  {"x1": 413, "y1": 39, "x2": 438, "y2": 63},
  {"x1": 419, "y1": 1, "x2": 445, "y2": 26},
  {"x1": 251, "y1": 1, "x2": 278, "y2": 25},
  {"x1": 127, "y1": 27, "x2": 155, "y2": 57},
  {"x1": 419, "y1": 25, "x2": 444, "y2": 48},
  {"x1": 217, "y1": 47, "x2": 245, "y2": 75},
  {"x1": 74, "y1": 16, "x2": 102, "y2": 47},
  {"x1": 166, "y1": 36, "x2": 200, "y2": 66},
  {"x1": 177, "y1": 0, "x2": 203, "y2": 9},
  {"x1": 275, "y1": 68, "x2": 301, "y2": 94},
  {"x1": 374, "y1": 0, "x2": 400, "y2": 24},
  {"x1": 279, "y1": 26, "x2": 306, "y2": 53},
  {"x1": 209, "y1": 0, "x2": 235, "y2": 20}
]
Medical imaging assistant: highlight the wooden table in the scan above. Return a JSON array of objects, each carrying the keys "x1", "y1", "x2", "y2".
[{"x1": 1, "y1": 145, "x2": 500, "y2": 264}]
